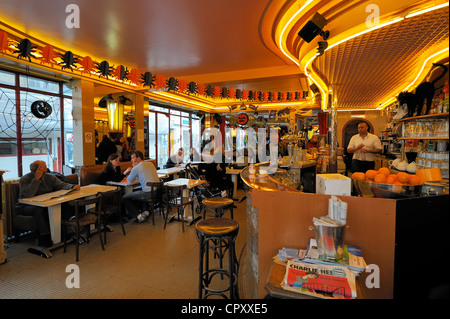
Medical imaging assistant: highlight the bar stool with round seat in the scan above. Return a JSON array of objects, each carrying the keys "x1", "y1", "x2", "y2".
[
  {"x1": 202, "y1": 197, "x2": 234, "y2": 219},
  {"x1": 196, "y1": 217, "x2": 239, "y2": 299}
]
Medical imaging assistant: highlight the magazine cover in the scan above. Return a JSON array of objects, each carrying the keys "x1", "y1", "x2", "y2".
[
  {"x1": 304, "y1": 239, "x2": 367, "y2": 274},
  {"x1": 282, "y1": 260, "x2": 357, "y2": 299}
]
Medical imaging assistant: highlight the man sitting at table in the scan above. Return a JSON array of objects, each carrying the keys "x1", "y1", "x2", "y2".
[
  {"x1": 16, "y1": 160, "x2": 80, "y2": 247},
  {"x1": 122, "y1": 150, "x2": 160, "y2": 223}
]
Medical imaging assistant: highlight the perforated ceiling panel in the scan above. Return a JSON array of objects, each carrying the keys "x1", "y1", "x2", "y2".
[{"x1": 313, "y1": 6, "x2": 449, "y2": 109}]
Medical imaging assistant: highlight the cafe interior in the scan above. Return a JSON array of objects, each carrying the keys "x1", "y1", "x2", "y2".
[{"x1": 0, "y1": 0, "x2": 449, "y2": 300}]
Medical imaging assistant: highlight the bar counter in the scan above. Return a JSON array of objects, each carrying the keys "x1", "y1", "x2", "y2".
[
  {"x1": 239, "y1": 164, "x2": 449, "y2": 299},
  {"x1": 240, "y1": 163, "x2": 300, "y2": 192}
]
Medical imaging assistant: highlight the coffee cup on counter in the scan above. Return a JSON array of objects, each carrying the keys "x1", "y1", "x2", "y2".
[{"x1": 389, "y1": 158, "x2": 401, "y2": 169}]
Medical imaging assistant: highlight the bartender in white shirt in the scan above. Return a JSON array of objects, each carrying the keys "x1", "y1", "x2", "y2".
[{"x1": 347, "y1": 122, "x2": 382, "y2": 173}]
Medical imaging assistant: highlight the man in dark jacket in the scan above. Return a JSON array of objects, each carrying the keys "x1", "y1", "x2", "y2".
[
  {"x1": 97, "y1": 135, "x2": 117, "y2": 164},
  {"x1": 17, "y1": 161, "x2": 80, "y2": 247}
]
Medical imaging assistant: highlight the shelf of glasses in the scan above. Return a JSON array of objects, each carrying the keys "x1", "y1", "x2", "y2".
[
  {"x1": 398, "y1": 137, "x2": 449, "y2": 140},
  {"x1": 397, "y1": 112, "x2": 449, "y2": 122}
]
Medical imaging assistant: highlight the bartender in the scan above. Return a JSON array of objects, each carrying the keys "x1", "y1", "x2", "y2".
[{"x1": 347, "y1": 122, "x2": 382, "y2": 172}]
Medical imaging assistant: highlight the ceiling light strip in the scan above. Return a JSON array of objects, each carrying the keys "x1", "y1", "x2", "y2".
[
  {"x1": 377, "y1": 47, "x2": 449, "y2": 110},
  {"x1": 278, "y1": 0, "x2": 316, "y2": 67},
  {"x1": 325, "y1": 17, "x2": 405, "y2": 52},
  {"x1": 401, "y1": 47, "x2": 449, "y2": 92},
  {"x1": 405, "y1": 2, "x2": 449, "y2": 18}
]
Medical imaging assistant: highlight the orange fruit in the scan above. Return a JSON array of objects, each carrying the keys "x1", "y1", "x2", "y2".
[
  {"x1": 352, "y1": 172, "x2": 366, "y2": 181},
  {"x1": 408, "y1": 175, "x2": 423, "y2": 185},
  {"x1": 388, "y1": 174, "x2": 397, "y2": 181},
  {"x1": 365, "y1": 170, "x2": 378, "y2": 180},
  {"x1": 397, "y1": 172, "x2": 410, "y2": 184},
  {"x1": 378, "y1": 167, "x2": 390, "y2": 176},
  {"x1": 374, "y1": 173, "x2": 387, "y2": 184},
  {"x1": 386, "y1": 175, "x2": 397, "y2": 184}
]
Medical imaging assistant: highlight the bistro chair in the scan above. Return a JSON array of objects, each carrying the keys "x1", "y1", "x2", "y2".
[
  {"x1": 141, "y1": 181, "x2": 166, "y2": 225},
  {"x1": 88, "y1": 188, "x2": 125, "y2": 245},
  {"x1": 165, "y1": 184, "x2": 194, "y2": 232},
  {"x1": 63, "y1": 195, "x2": 103, "y2": 262}
]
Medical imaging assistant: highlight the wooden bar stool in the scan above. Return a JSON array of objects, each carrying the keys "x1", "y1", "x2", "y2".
[
  {"x1": 196, "y1": 218, "x2": 239, "y2": 299},
  {"x1": 202, "y1": 197, "x2": 234, "y2": 219}
]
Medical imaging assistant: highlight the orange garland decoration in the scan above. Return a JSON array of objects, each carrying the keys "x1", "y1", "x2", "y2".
[
  {"x1": 127, "y1": 68, "x2": 140, "y2": 85},
  {"x1": 178, "y1": 80, "x2": 187, "y2": 93},
  {"x1": 155, "y1": 74, "x2": 166, "y2": 90}
]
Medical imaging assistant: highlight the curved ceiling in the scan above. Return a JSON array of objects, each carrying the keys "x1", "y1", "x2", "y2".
[
  {"x1": 314, "y1": 5, "x2": 449, "y2": 109},
  {"x1": 0, "y1": 0, "x2": 449, "y2": 113},
  {"x1": 276, "y1": 0, "x2": 449, "y2": 110}
]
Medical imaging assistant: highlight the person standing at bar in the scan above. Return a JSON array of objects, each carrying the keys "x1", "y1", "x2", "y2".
[
  {"x1": 347, "y1": 122, "x2": 382, "y2": 173},
  {"x1": 16, "y1": 160, "x2": 80, "y2": 247},
  {"x1": 122, "y1": 151, "x2": 160, "y2": 223}
]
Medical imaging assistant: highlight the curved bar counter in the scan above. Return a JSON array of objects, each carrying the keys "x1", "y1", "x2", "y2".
[{"x1": 239, "y1": 162, "x2": 449, "y2": 299}]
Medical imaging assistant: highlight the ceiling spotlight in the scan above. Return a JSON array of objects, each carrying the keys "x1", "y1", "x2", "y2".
[
  {"x1": 317, "y1": 41, "x2": 329, "y2": 56},
  {"x1": 309, "y1": 84, "x2": 320, "y2": 94},
  {"x1": 298, "y1": 12, "x2": 329, "y2": 43},
  {"x1": 228, "y1": 104, "x2": 238, "y2": 112}
]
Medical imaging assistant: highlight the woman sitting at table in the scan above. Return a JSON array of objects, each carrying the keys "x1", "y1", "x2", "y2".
[{"x1": 98, "y1": 154, "x2": 126, "y2": 185}]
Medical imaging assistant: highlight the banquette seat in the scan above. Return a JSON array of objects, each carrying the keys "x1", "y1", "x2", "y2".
[
  {"x1": 78, "y1": 159, "x2": 157, "y2": 186},
  {"x1": 6, "y1": 173, "x2": 79, "y2": 240}
]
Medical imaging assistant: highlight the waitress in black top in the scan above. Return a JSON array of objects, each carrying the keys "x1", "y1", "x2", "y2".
[{"x1": 98, "y1": 154, "x2": 125, "y2": 185}]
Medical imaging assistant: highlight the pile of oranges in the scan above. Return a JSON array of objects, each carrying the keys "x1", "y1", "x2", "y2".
[{"x1": 352, "y1": 167, "x2": 423, "y2": 185}]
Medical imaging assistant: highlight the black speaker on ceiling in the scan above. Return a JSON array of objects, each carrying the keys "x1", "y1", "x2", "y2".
[{"x1": 298, "y1": 12, "x2": 328, "y2": 43}]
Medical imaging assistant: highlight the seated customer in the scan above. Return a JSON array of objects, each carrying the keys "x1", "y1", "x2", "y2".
[
  {"x1": 203, "y1": 151, "x2": 234, "y2": 198},
  {"x1": 165, "y1": 147, "x2": 184, "y2": 168},
  {"x1": 16, "y1": 160, "x2": 80, "y2": 247},
  {"x1": 122, "y1": 150, "x2": 160, "y2": 223},
  {"x1": 97, "y1": 154, "x2": 125, "y2": 185}
]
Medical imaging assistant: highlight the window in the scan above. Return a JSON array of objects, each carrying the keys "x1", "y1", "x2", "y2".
[
  {"x1": 148, "y1": 112, "x2": 156, "y2": 161},
  {"x1": 192, "y1": 117, "x2": 201, "y2": 153},
  {"x1": 20, "y1": 75, "x2": 60, "y2": 94},
  {"x1": 181, "y1": 116, "x2": 190, "y2": 158},
  {"x1": 0, "y1": 86, "x2": 18, "y2": 180},
  {"x1": 157, "y1": 113, "x2": 169, "y2": 167},
  {"x1": 0, "y1": 69, "x2": 72, "y2": 179},
  {"x1": 170, "y1": 114, "x2": 181, "y2": 155},
  {"x1": 148, "y1": 104, "x2": 202, "y2": 167},
  {"x1": 0, "y1": 70, "x2": 15, "y2": 86},
  {"x1": 64, "y1": 98, "x2": 74, "y2": 166}
]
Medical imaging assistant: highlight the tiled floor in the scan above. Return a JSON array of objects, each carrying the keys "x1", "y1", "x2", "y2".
[{"x1": 0, "y1": 190, "x2": 248, "y2": 299}]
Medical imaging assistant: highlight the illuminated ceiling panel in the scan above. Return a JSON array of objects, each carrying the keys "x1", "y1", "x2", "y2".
[{"x1": 312, "y1": 6, "x2": 449, "y2": 109}]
